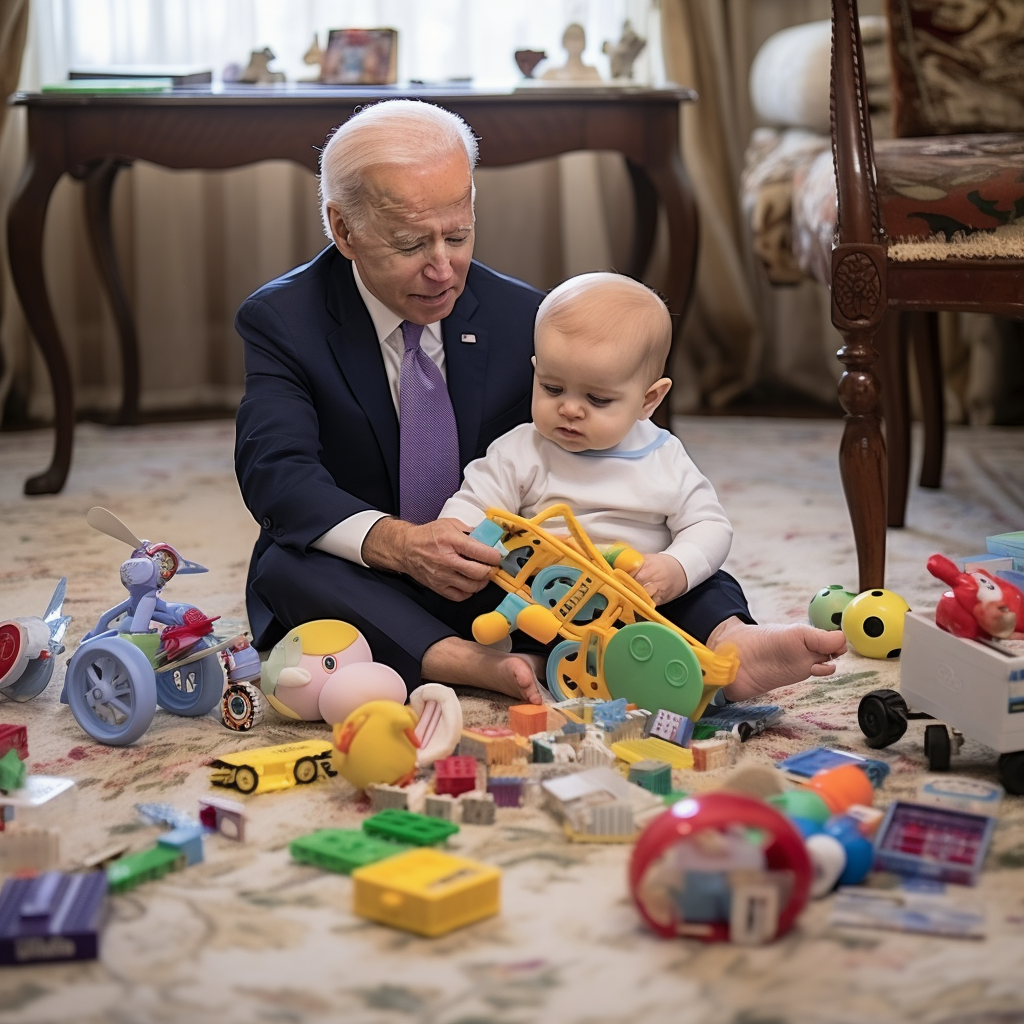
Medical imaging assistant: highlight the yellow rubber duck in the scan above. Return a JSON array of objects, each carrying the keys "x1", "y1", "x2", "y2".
[{"x1": 331, "y1": 700, "x2": 420, "y2": 792}]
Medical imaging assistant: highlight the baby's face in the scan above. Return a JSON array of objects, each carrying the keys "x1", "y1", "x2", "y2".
[{"x1": 531, "y1": 323, "x2": 654, "y2": 452}]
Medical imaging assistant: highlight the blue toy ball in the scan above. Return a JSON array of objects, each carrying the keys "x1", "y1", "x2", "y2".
[{"x1": 808, "y1": 585, "x2": 857, "y2": 631}]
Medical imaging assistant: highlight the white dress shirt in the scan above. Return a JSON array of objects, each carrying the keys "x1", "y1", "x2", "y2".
[{"x1": 312, "y1": 262, "x2": 446, "y2": 566}]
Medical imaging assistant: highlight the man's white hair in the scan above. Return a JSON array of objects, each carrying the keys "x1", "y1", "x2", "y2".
[{"x1": 318, "y1": 99, "x2": 480, "y2": 238}]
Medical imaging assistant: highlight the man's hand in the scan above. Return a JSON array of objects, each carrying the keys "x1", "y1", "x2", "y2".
[
  {"x1": 362, "y1": 517, "x2": 501, "y2": 600},
  {"x1": 632, "y1": 553, "x2": 687, "y2": 606}
]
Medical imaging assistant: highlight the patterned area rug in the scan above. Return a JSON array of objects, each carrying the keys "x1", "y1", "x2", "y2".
[{"x1": 1, "y1": 417, "x2": 1024, "y2": 1024}]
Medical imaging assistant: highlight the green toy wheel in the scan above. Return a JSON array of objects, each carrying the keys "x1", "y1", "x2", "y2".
[{"x1": 603, "y1": 622, "x2": 703, "y2": 718}]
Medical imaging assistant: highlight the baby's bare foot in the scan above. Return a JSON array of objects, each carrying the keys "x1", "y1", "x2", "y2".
[{"x1": 709, "y1": 618, "x2": 848, "y2": 702}]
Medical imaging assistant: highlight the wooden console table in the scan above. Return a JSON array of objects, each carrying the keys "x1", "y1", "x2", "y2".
[{"x1": 7, "y1": 84, "x2": 698, "y2": 494}]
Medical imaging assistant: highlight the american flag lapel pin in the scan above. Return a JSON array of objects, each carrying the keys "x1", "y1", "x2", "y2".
[{"x1": 461, "y1": 333, "x2": 477, "y2": 344}]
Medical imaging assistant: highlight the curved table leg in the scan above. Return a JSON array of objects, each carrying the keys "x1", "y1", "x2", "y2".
[
  {"x1": 624, "y1": 157, "x2": 657, "y2": 281},
  {"x1": 6, "y1": 148, "x2": 71, "y2": 495},
  {"x1": 82, "y1": 159, "x2": 139, "y2": 425}
]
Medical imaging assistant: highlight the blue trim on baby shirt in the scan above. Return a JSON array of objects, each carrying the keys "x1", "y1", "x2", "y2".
[{"x1": 576, "y1": 428, "x2": 671, "y2": 460}]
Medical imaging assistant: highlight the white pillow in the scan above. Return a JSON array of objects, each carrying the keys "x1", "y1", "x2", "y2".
[{"x1": 750, "y1": 16, "x2": 888, "y2": 134}]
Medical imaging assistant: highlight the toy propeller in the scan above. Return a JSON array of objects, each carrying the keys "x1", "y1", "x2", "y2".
[
  {"x1": 86, "y1": 506, "x2": 207, "y2": 574},
  {"x1": 87, "y1": 506, "x2": 145, "y2": 549}
]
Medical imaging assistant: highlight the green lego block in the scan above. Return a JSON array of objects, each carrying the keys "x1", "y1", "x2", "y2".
[
  {"x1": 107, "y1": 844, "x2": 184, "y2": 894},
  {"x1": 362, "y1": 808, "x2": 460, "y2": 846},
  {"x1": 0, "y1": 749, "x2": 26, "y2": 791},
  {"x1": 628, "y1": 759, "x2": 673, "y2": 795},
  {"x1": 290, "y1": 829, "x2": 407, "y2": 874}
]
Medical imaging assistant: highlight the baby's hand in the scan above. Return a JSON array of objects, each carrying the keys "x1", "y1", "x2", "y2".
[{"x1": 632, "y1": 553, "x2": 687, "y2": 606}]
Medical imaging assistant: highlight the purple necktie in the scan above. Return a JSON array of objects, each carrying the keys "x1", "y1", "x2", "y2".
[{"x1": 398, "y1": 320, "x2": 460, "y2": 524}]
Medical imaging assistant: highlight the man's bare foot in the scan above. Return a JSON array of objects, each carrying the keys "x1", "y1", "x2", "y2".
[
  {"x1": 421, "y1": 636, "x2": 544, "y2": 704},
  {"x1": 708, "y1": 617, "x2": 848, "y2": 703}
]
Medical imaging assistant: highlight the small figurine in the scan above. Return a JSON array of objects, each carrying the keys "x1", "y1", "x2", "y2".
[
  {"x1": 303, "y1": 33, "x2": 324, "y2": 81},
  {"x1": 332, "y1": 700, "x2": 421, "y2": 792},
  {"x1": 602, "y1": 20, "x2": 646, "y2": 80},
  {"x1": 0, "y1": 578, "x2": 70, "y2": 703},
  {"x1": 541, "y1": 23, "x2": 602, "y2": 83},
  {"x1": 928, "y1": 552, "x2": 1024, "y2": 641},
  {"x1": 514, "y1": 49, "x2": 547, "y2": 78},
  {"x1": 236, "y1": 47, "x2": 286, "y2": 84}
]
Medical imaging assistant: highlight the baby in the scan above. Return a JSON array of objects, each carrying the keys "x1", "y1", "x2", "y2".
[{"x1": 440, "y1": 272, "x2": 847, "y2": 701}]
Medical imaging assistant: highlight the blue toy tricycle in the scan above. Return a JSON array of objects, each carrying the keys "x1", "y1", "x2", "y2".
[{"x1": 60, "y1": 508, "x2": 262, "y2": 745}]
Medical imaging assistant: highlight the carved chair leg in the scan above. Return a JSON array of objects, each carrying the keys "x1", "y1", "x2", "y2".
[
  {"x1": 912, "y1": 311, "x2": 944, "y2": 489},
  {"x1": 878, "y1": 312, "x2": 910, "y2": 528},
  {"x1": 836, "y1": 321, "x2": 887, "y2": 592}
]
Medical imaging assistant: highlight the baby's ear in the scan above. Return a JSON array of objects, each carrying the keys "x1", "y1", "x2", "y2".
[
  {"x1": 641, "y1": 377, "x2": 672, "y2": 418},
  {"x1": 530, "y1": 356, "x2": 537, "y2": 369}
]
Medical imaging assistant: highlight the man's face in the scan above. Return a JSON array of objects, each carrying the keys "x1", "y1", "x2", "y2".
[{"x1": 328, "y1": 151, "x2": 475, "y2": 324}]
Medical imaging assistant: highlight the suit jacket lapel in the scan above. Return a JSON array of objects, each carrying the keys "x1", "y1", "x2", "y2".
[
  {"x1": 325, "y1": 255, "x2": 401, "y2": 501},
  {"x1": 443, "y1": 279, "x2": 489, "y2": 465}
]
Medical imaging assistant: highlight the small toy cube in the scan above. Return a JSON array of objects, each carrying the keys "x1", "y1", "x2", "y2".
[
  {"x1": 424, "y1": 794, "x2": 457, "y2": 820},
  {"x1": 290, "y1": 829, "x2": 406, "y2": 874},
  {"x1": 434, "y1": 755, "x2": 478, "y2": 796},
  {"x1": 508, "y1": 704, "x2": 549, "y2": 738},
  {"x1": 0, "y1": 749, "x2": 27, "y2": 791},
  {"x1": 460, "y1": 792, "x2": 496, "y2": 825},
  {"x1": 198, "y1": 796, "x2": 246, "y2": 841},
  {"x1": 157, "y1": 824, "x2": 205, "y2": 866},
  {"x1": 486, "y1": 776, "x2": 524, "y2": 808},
  {"x1": 352, "y1": 847, "x2": 501, "y2": 937},
  {"x1": 628, "y1": 759, "x2": 673, "y2": 795},
  {"x1": 367, "y1": 783, "x2": 409, "y2": 812},
  {"x1": 690, "y1": 737, "x2": 733, "y2": 772}
]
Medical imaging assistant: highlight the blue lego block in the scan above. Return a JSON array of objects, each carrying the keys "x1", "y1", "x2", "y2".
[
  {"x1": 157, "y1": 824, "x2": 206, "y2": 866},
  {"x1": 674, "y1": 870, "x2": 732, "y2": 924}
]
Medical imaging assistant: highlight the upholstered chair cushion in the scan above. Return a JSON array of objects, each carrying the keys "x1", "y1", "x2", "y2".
[{"x1": 887, "y1": 0, "x2": 1024, "y2": 137}]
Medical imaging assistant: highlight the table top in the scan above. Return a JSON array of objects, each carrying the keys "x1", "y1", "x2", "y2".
[{"x1": 11, "y1": 81, "x2": 698, "y2": 109}]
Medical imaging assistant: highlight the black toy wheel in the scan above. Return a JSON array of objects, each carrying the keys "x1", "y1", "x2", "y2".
[
  {"x1": 736, "y1": 721, "x2": 753, "y2": 743},
  {"x1": 233, "y1": 766, "x2": 258, "y2": 794},
  {"x1": 997, "y1": 752, "x2": 1024, "y2": 796},
  {"x1": 924, "y1": 723, "x2": 951, "y2": 771},
  {"x1": 293, "y1": 757, "x2": 318, "y2": 784},
  {"x1": 857, "y1": 688, "x2": 909, "y2": 748}
]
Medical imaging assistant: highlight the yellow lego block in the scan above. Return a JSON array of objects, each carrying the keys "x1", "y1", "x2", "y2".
[
  {"x1": 610, "y1": 737, "x2": 694, "y2": 769},
  {"x1": 351, "y1": 848, "x2": 501, "y2": 937}
]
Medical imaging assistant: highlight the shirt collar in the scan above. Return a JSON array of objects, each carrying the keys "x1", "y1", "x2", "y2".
[{"x1": 352, "y1": 261, "x2": 443, "y2": 347}]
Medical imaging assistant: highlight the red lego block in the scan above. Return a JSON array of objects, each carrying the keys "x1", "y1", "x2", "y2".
[
  {"x1": 508, "y1": 704, "x2": 549, "y2": 738},
  {"x1": 0, "y1": 725, "x2": 28, "y2": 761},
  {"x1": 433, "y1": 755, "x2": 478, "y2": 797}
]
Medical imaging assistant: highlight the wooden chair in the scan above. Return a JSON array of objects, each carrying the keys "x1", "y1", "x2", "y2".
[{"x1": 822, "y1": 0, "x2": 1024, "y2": 590}]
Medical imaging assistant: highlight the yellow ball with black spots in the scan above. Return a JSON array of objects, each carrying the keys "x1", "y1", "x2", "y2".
[{"x1": 841, "y1": 588, "x2": 911, "y2": 659}]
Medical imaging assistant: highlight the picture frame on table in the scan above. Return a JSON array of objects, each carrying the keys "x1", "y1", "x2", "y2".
[{"x1": 320, "y1": 29, "x2": 398, "y2": 85}]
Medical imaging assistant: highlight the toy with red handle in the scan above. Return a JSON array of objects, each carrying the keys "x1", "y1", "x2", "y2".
[{"x1": 927, "y1": 552, "x2": 1024, "y2": 641}]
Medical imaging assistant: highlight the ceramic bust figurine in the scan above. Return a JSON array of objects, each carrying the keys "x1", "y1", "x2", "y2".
[
  {"x1": 541, "y1": 23, "x2": 602, "y2": 82},
  {"x1": 603, "y1": 20, "x2": 647, "y2": 80}
]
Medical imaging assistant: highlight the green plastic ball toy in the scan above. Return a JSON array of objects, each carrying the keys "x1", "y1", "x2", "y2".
[
  {"x1": 808, "y1": 585, "x2": 857, "y2": 630},
  {"x1": 841, "y1": 588, "x2": 911, "y2": 659}
]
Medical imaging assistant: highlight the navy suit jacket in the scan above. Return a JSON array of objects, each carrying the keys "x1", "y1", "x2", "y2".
[{"x1": 235, "y1": 245, "x2": 543, "y2": 643}]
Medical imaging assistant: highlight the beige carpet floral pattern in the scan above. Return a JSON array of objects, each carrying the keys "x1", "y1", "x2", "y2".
[{"x1": 1, "y1": 417, "x2": 1024, "y2": 1024}]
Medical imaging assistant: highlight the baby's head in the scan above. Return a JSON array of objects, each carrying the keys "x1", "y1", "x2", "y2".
[{"x1": 532, "y1": 272, "x2": 672, "y2": 452}]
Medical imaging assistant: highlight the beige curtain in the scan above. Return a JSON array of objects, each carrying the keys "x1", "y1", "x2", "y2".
[{"x1": 660, "y1": 0, "x2": 888, "y2": 412}]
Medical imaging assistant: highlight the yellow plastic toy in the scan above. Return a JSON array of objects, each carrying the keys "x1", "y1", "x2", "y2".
[
  {"x1": 469, "y1": 504, "x2": 739, "y2": 721},
  {"x1": 208, "y1": 739, "x2": 336, "y2": 795},
  {"x1": 351, "y1": 847, "x2": 501, "y2": 937},
  {"x1": 331, "y1": 700, "x2": 421, "y2": 792}
]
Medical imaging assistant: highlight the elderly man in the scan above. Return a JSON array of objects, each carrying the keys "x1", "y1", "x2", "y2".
[{"x1": 234, "y1": 99, "x2": 845, "y2": 707}]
